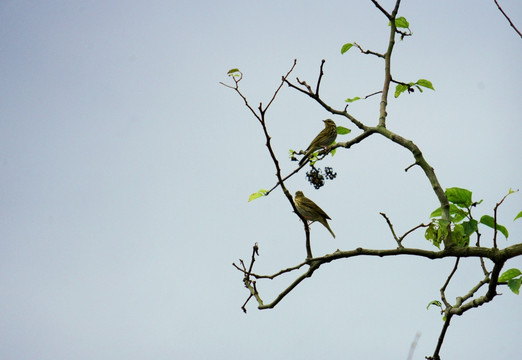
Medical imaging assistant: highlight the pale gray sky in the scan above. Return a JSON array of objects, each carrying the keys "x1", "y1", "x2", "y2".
[{"x1": 1, "y1": 0, "x2": 521, "y2": 359}]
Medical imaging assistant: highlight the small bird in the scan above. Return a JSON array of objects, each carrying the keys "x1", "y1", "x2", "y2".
[
  {"x1": 294, "y1": 190, "x2": 336, "y2": 238},
  {"x1": 299, "y1": 119, "x2": 337, "y2": 166}
]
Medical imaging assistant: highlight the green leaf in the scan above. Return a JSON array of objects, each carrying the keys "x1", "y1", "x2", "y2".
[
  {"x1": 248, "y1": 189, "x2": 268, "y2": 202},
  {"x1": 341, "y1": 43, "x2": 353, "y2": 54},
  {"x1": 426, "y1": 300, "x2": 441, "y2": 310},
  {"x1": 462, "y1": 219, "x2": 478, "y2": 237},
  {"x1": 336, "y1": 126, "x2": 351, "y2": 135},
  {"x1": 436, "y1": 219, "x2": 450, "y2": 246},
  {"x1": 425, "y1": 223, "x2": 436, "y2": 240},
  {"x1": 480, "y1": 215, "x2": 509, "y2": 239},
  {"x1": 396, "y1": 16, "x2": 410, "y2": 28},
  {"x1": 514, "y1": 211, "x2": 522, "y2": 221},
  {"x1": 453, "y1": 224, "x2": 469, "y2": 247},
  {"x1": 425, "y1": 222, "x2": 442, "y2": 249},
  {"x1": 389, "y1": 17, "x2": 410, "y2": 29},
  {"x1": 452, "y1": 209, "x2": 469, "y2": 223},
  {"x1": 345, "y1": 96, "x2": 361, "y2": 103},
  {"x1": 429, "y1": 204, "x2": 469, "y2": 222},
  {"x1": 416, "y1": 79, "x2": 435, "y2": 90},
  {"x1": 227, "y1": 68, "x2": 240, "y2": 74},
  {"x1": 446, "y1": 187, "x2": 473, "y2": 208},
  {"x1": 394, "y1": 84, "x2": 409, "y2": 98},
  {"x1": 508, "y1": 278, "x2": 521, "y2": 295},
  {"x1": 498, "y1": 268, "x2": 522, "y2": 282}
]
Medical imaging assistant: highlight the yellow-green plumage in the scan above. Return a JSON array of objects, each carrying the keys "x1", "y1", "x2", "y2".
[
  {"x1": 294, "y1": 190, "x2": 335, "y2": 238},
  {"x1": 299, "y1": 119, "x2": 337, "y2": 166}
]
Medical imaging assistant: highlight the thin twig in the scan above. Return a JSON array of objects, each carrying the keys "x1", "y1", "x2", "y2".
[
  {"x1": 400, "y1": 223, "x2": 429, "y2": 242},
  {"x1": 354, "y1": 42, "x2": 385, "y2": 58},
  {"x1": 492, "y1": 189, "x2": 518, "y2": 248},
  {"x1": 493, "y1": 0, "x2": 522, "y2": 38},
  {"x1": 466, "y1": 205, "x2": 489, "y2": 275},
  {"x1": 265, "y1": 59, "x2": 297, "y2": 111},
  {"x1": 285, "y1": 76, "x2": 369, "y2": 131},
  {"x1": 440, "y1": 258, "x2": 460, "y2": 307},
  {"x1": 379, "y1": 212, "x2": 401, "y2": 246},
  {"x1": 364, "y1": 90, "x2": 383, "y2": 99},
  {"x1": 404, "y1": 162, "x2": 417, "y2": 172},
  {"x1": 315, "y1": 59, "x2": 325, "y2": 96},
  {"x1": 370, "y1": 0, "x2": 391, "y2": 19}
]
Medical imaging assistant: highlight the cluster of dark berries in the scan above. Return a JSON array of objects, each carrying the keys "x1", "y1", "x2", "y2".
[
  {"x1": 306, "y1": 166, "x2": 337, "y2": 189},
  {"x1": 324, "y1": 167, "x2": 337, "y2": 180}
]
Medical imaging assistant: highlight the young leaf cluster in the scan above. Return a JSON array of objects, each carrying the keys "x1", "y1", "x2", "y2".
[
  {"x1": 426, "y1": 187, "x2": 519, "y2": 249},
  {"x1": 426, "y1": 187, "x2": 481, "y2": 248},
  {"x1": 394, "y1": 79, "x2": 434, "y2": 98}
]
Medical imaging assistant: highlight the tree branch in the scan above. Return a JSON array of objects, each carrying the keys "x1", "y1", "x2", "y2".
[
  {"x1": 493, "y1": 0, "x2": 522, "y2": 38},
  {"x1": 285, "y1": 73, "x2": 369, "y2": 132},
  {"x1": 429, "y1": 313, "x2": 452, "y2": 360},
  {"x1": 234, "y1": 243, "x2": 522, "y2": 311},
  {"x1": 373, "y1": 127, "x2": 452, "y2": 248},
  {"x1": 222, "y1": 61, "x2": 317, "y2": 259},
  {"x1": 353, "y1": 42, "x2": 385, "y2": 58},
  {"x1": 492, "y1": 189, "x2": 518, "y2": 248},
  {"x1": 370, "y1": 0, "x2": 392, "y2": 19},
  {"x1": 379, "y1": 212, "x2": 428, "y2": 248},
  {"x1": 440, "y1": 258, "x2": 460, "y2": 307}
]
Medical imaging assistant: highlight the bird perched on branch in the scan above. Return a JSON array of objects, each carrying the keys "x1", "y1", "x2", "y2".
[
  {"x1": 299, "y1": 119, "x2": 337, "y2": 166},
  {"x1": 294, "y1": 190, "x2": 336, "y2": 238}
]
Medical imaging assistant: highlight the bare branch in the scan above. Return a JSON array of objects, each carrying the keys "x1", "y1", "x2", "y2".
[
  {"x1": 493, "y1": 0, "x2": 522, "y2": 38},
  {"x1": 353, "y1": 42, "x2": 385, "y2": 58},
  {"x1": 454, "y1": 275, "x2": 490, "y2": 311},
  {"x1": 379, "y1": 212, "x2": 429, "y2": 248},
  {"x1": 235, "y1": 244, "x2": 264, "y2": 311},
  {"x1": 400, "y1": 223, "x2": 429, "y2": 242},
  {"x1": 363, "y1": 90, "x2": 383, "y2": 99},
  {"x1": 264, "y1": 59, "x2": 297, "y2": 111},
  {"x1": 440, "y1": 258, "x2": 460, "y2": 307},
  {"x1": 251, "y1": 261, "x2": 309, "y2": 279},
  {"x1": 429, "y1": 313, "x2": 452, "y2": 360},
  {"x1": 235, "y1": 243, "x2": 522, "y2": 313},
  {"x1": 493, "y1": 189, "x2": 518, "y2": 248},
  {"x1": 316, "y1": 59, "x2": 325, "y2": 96},
  {"x1": 431, "y1": 267, "x2": 491, "y2": 359},
  {"x1": 285, "y1": 74, "x2": 369, "y2": 131},
  {"x1": 379, "y1": 212, "x2": 401, "y2": 246},
  {"x1": 258, "y1": 261, "x2": 322, "y2": 309},
  {"x1": 370, "y1": 0, "x2": 392, "y2": 19}
]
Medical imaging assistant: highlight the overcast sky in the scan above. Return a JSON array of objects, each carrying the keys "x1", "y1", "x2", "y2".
[{"x1": 1, "y1": 0, "x2": 521, "y2": 359}]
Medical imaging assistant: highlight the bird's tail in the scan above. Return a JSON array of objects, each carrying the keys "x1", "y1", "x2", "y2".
[
  {"x1": 320, "y1": 219, "x2": 336, "y2": 239},
  {"x1": 299, "y1": 150, "x2": 311, "y2": 166}
]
